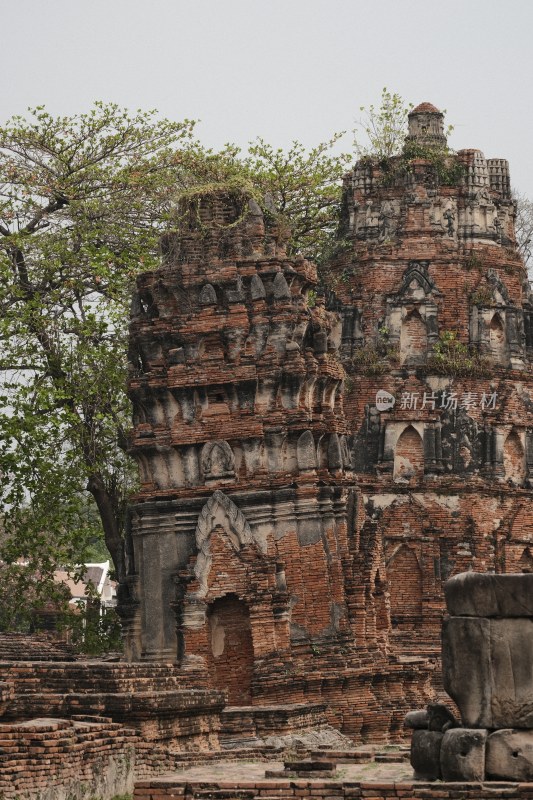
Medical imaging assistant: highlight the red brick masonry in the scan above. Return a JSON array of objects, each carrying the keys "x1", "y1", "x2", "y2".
[{"x1": 0, "y1": 716, "x2": 136, "y2": 799}]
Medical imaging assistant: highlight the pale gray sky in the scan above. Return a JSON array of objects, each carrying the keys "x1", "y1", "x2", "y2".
[{"x1": 2, "y1": 0, "x2": 533, "y2": 195}]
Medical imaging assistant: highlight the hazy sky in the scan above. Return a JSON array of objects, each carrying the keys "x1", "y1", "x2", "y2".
[{"x1": 2, "y1": 0, "x2": 533, "y2": 195}]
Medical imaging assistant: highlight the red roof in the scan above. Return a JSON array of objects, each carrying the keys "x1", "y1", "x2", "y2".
[{"x1": 410, "y1": 102, "x2": 441, "y2": 114}]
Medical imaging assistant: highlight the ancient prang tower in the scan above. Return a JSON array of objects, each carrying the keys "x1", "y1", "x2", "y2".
[{"x1": 120, "y1": 103, "x2": 533, "y2": 740}]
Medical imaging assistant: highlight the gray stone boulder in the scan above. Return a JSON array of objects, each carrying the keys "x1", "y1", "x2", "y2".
[
  {"x1": 404, "y1": 709, "x2": 428, "y2": 730},
  {"x1": 440, "y1": 728, "x2": 487, "y2": 781},
  {"x1": 427, "y1": 703, "x2": 457, "y2": 732},
  {"x1": 486, "y1": 729, "x2": 533, "y2": 781},
  {"x1": 442, "y1": 616, "x2": 492, "y2": 727},
  {"x1": 410, "y1": 730, "x2": 443, "y2": 780},
  {"x1": 443, "y1": 616, "x2": 533, "y2": 728}
]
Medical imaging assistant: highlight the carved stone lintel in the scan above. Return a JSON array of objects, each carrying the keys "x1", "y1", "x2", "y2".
[{"x1": 194, "y1": 490, "x2": 265, "y2": 596}]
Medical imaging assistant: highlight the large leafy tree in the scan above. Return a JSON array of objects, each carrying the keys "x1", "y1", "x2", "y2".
[{"x1": 0, "y1": 104, "x2": 197, "y2": 587}]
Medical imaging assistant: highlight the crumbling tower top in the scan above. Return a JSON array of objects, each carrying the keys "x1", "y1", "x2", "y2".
[{"x1": 405, "y1": 101, "x2": 447, "y2": 149}]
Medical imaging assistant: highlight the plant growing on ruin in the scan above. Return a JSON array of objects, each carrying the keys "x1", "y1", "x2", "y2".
[
  {"x1": 382, "y1": 141, "x2": 464, "y2": 187},
  {"x1": 349, "y1": 331, "x2": 399, "y2": 376},
  {"x1": 464, "y1": 251, "x2": 483, "y2": 270},
  {"x1": 243, "y1": 135, "x2": 352, "y2": 264},
  {"x1": 354, "y1": 89, "x2": 462, "y2": 187},
  {"x1": 470, "y1": 286, "x2": 493, "y2": 307},
  {"x1": 429, "y1": 330, "x2": 491, "y2": 377},
  {"x1": 514, "y1": 191, "x2": 533, "y2": 276},
  {"x1": 354, "y1": 88, "x2": 413, "y2": 159},
  {"x1": 165, "y1": 134, "x2": 353, "y2": 267}
]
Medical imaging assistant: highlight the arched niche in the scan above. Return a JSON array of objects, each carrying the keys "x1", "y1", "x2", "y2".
[
  {"x1": 489, "y1": 312, "x2": 506, "y2": 360},
  {"x1": 518, "y1": 547, "x2": 533, "y2": 574},
  {"x1": 194, "y1": 490, "x2": 266, "y2": 597},
  {"x1": 200, "y1": 440, "x2": 235, "y2": 482},
  {"x1": 400, "y1": 309, "x2": 428, "y2": 365},
  {"x1": 503, "y1": 429, "x2": 526, "y2": 485},
  {"x1": 393, "y1": 425, "x2": 424, "y2": 482},
  {"x1": 386, "y1": 545, "x2": 423, "y2": 630},
  {"x1": 297, "y1": 430, "x2": 317, "y2": 471}
]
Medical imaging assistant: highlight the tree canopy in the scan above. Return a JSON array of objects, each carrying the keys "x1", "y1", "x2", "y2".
[{"x1": 0, "y1": 104, "x2": 199, "y2": 609}]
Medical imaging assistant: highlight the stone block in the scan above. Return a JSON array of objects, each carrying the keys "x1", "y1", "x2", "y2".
[
  {"x1": 490, "y1": 618, "x2": 533, "y2": 728},
  {"x1": 404, "y1": 709, "x2": 428, "y2": 729},
  {"x1": 442, "y1": 616, "x2": 492, "y2": 727},
  {"x1": 445, "y1": 572, "x2": 533, "y2": 617},
  {"x1": 440, "y1": 728, "x2": 487, "y2": 781},
  {"x1": 486, "y1": 729, "x2": 533, "y2": 781},
  {"x1": 410, "y1": 729, "x2": 443, "y2": 780},
  {"x1": 443, "y1": 615, "x2": 533, "y2": 729}
]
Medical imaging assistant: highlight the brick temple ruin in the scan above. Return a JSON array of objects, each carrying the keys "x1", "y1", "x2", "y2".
[
  {"x1": 3, "y1": 102, "x2": 533, "y2": 799},
  {"x1": 120, "y1": 102, "x2": 533, "y2": 739}
]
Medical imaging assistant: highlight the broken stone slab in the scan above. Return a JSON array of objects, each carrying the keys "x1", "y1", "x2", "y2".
[
  {"x1": 440, "y1": 728, "x2": 487, "y2": 781},
  {"x1": 486, "y1": 729, "x2": 533, "y2": 781},
  {"x1": 265, "y1": 768, "x2": 337, "y2": 778},
  {"x1": 490, "y1": 618, "x2": 533, "y2": 728},
  {"x1": 265, "y1": 759, "x2": 337, "y2": 779},
  {"x1": 442, "y1": 616, "x2": 492, "y2": 728},
  {"x1": 443, "y1": 616, "x2": 533, "y2": 728},
  {"x1": 410, "y1": 729, "x2": 443, "y2": 780},
  {"x1": 445, "y1": 572, "x2": 533, "y2": 617},
  {"x1": 404, "y1": 709, "x2": 428, "y2": 729}
]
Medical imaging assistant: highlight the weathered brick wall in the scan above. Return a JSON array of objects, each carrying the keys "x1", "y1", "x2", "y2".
[
  {"x1": 206, "y1": 593, "x2": 255, "y2": 704},
  {"x1": 0, "y1": 716, "x2": 136, "y2": 800},
  {"x1": 0, "y1": 661, "x2": 224, "y2": 750},
  {"x1": 0, "y1": 633, "x2": 78, "y2": 661}
]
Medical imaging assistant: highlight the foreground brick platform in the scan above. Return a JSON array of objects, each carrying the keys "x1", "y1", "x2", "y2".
[{"x1": 134, "y1": 777, "x2": 533, "y2": 800}]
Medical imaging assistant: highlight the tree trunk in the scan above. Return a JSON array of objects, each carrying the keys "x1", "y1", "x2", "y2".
[{"x1": 87, "y1": 473, "x2": 126, "y2": 583}]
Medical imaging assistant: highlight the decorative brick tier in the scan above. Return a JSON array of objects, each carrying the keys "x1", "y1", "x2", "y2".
[{"x1": 0, "y1": 661, "x2": 225, "y2": 750}]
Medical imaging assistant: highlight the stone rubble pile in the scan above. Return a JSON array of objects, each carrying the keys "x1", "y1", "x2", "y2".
[{"x1": 407, "y1": 572, "x2": 533, "y2": 782}]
